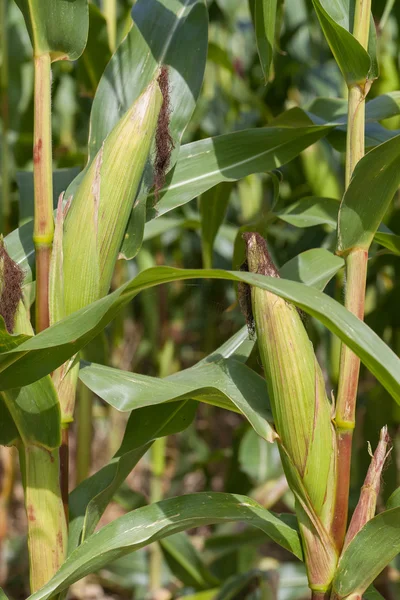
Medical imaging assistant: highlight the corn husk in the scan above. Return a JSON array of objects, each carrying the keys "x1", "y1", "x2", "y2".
[
  {"x1": 60, "y1": 79, "x2": 163, "y2": 316},
  {"x1": 243, "y1": 232, "x2": 338, "y2": 590}
]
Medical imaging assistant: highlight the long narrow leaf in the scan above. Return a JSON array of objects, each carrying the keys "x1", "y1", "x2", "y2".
[
  {"x1": 332, "y1": 507, "x2": 400, "y2": 599},
  {"x1": 69, "y1": 400, "x2": 197, "y2": 553},
  {"x1": 0, "y1": 268, "x2": 399, "y2": 407},
  {"x1": 28, "y1": 493, "x2": 302, "y2": 600}
]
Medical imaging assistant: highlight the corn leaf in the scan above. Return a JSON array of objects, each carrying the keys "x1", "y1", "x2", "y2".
[
  {"x1": 79, "y1": 356, "x2": 274, "y2": 443},
  {"x1": 279, "y1": 249, "x2": 344, "y2": 290},
  {"x1": 332, "y1": 507, "x2": 400, "y2": 599},
  {"x1": 6, "y1": 125, "x2": 332, "y2": 283},
  {"x1": 276, "y1": 196, "x2": 400, "y2": 255},
  {"x1": 77, "y1": 3, "x2": 111, "y2": 97},
  {"x1": 28, "y1": 493, "x2": 302, "y2": 600},
  {"x1": 214, "y1": 571, "x2": 269, "y2": 600},
  {"x1": 363, "y1": 589, "x2": 386, "y2": 600},
  {"x1": 200, "y1": 182, "x2": 233, "y2": 268},
  {"x1": 0, "y1": 395, "x2": 20, "y2": 446},
  {"x1": 0, "y1": 248, "x2": 341, "y2": 387},
  {"x1": 149, "y1": 125, "x2": 332, "y2": 218},
  {"x1": 337, "y1": 133, "x2": 400, "y2": 254},
  {"x1": 160, "y1": 533, "x2": 220, "y2": 589},
  {"x1": 311, "y1": 0, "x2": 377, "y2": 85},
  {"x1": 253, "y1": 0, "x2": 278, "y2": 82},
  {"x1": 0, "y1": 268, "x2": 399, "y2": 407},
  {"x1": 307, "y1": 93, "x2": 400, "y2": 125},
  {"x1": 387, "y1": 487, "x2": 400, "y2": 510},
  {"x1": 68, "y1": 400, "x2": 197, "y2": 553},
  {"x1": 14, "y1": 0, "x2": 89, "y2": 61},
  {"x1": 0, "y1": 375, "x2": 61, "y2": 449}
]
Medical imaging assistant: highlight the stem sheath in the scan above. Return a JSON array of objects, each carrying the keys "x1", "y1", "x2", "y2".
[{"x1": 20, "y1": 445, "x2": 67, "y2": 592}]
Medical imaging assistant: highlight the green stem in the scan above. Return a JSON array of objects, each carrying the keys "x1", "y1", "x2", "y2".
[
  {"x1": 76, "y1": 380, "x2": 92, "y2": 485},
  {"x1": 333, "y1": 0, "x2": 371, "y2": 552},
  {"x1": 0, "y1": 0, "x2": 10, "y2": 233},
  {"x1": 345, "y1": 84, "x2": 365, "y2": 188},
  {"x1": 20, "y1": 444, "x2": 67, "y2": 592},
  {"x1": 149, "y1": 436, "x2": 166, "y2": 593},
  {"x1": 103, "y1": 0, "x2": 117, "y2": 52},
  {"x1": 33, "y1": 54, "x2": 54, "y2": 332}
]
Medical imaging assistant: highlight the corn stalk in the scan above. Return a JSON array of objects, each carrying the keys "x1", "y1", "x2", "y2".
[{"x1": 332, "y1": 0, "x2": 372, "y2": 551}]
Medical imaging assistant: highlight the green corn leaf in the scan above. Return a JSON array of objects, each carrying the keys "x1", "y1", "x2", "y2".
[
  {"x1": 337, "y1": 133, "x2": 400, "y2": 254},
  {"x1": 28, "y1": 493, "x2": 302, "y2": 600},
  {"x1": 78, "y1": 253, "x2": 342, "y2": 447},
  {"x1": 253, "y1": 0, "x2": 278, "y2": 82},
  {"x1": 200, "y1": 182, "x2": 233, "y2": 268},
  {"x1": 304, "y1": 98, "x2": 400, "y2": 151},
  {"x1": 0, "y1": 394, "x2": 20, "y2": 446},
  {"x1": 5, "y1": 124, "x2": 331, "y2": 284},
  {"x1": 79, "y1": 356, "x2": 274, "y2": 443},
  {"x1": 386, "y1": 486, "x2": 400, "y2": 510},
  {"x1": 374, "y1": 230, "x2": 400, "y2": 256},
  {"x1": 366, "y1": 91, "x2": 400, "y2": 122},
  {"x1": 77, "y1": 3, "x2": 111, "y2": 97},
  {"x1": 0, "y1": 268, "x2": 399, "y2": 407},
  {"x1": 14, "y1": 0, "x2": 89, "y2": 61},
  {"x1": 279, "y1": 249, "x2": 344, "y2": 290},
  {"x1": 363, "y1": 588, "x2": 386, "y2": 600},
  {"x1": 332, "y1": 507, "x2": 400, "y2": 599},
  {"x1": 276, "y1": 196, "x2": 339, "y2": 228},
  {"x1": 207, "y1": 325, "x2": 254, "y2": 364},
  {"x1": 151, "y1": 125, "x2": 332, "y2": 219},
  {"x1": 276, "y1": 196, "x2": 400, "y2": 255},
  {"x1": 68, "y1": 400, "x2": 197, "y2": 553},
  {"x1": 214, "y1": 570, "x2": 269, "y2": 600},
  {"x1": 160, "y1": 532, "x2": 220, "y2": 589},
  {"x1": 204, "y1": 527, "x2": 278, "y2": 558},
  {"x1": 0, "y1": 375, "x2": 61, "y2": 449},
  {"x1": 306, "y1": 93, "x2": 400, "y2": 126},
  {"x1": 311, "y1": 0, "x2": 377, "y2": 86}
]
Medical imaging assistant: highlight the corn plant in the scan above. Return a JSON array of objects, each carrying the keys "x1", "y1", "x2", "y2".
[{"x1": 1, "y1": 0, "x2": 400, "y2": 599}]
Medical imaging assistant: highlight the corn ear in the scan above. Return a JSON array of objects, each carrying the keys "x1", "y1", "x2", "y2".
[
  {"x1": 242, "y1": 232, "x2": 338, "y2": 590},
  {"x1": 61, "y1": 79, "x2": 163, "y2": 315}
]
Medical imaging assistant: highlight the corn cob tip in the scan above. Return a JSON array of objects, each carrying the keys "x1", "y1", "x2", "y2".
[
  {"x1": 242, "y1": 232, "x2": 280, "y2": 277},
  {"x1": 239, "y1": 233, "x2": 279, "y2": 335}
]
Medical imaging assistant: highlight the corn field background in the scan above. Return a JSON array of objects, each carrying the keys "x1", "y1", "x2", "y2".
[{"x1": 1, "y1": 0, "x2": 400, "y2": 599}]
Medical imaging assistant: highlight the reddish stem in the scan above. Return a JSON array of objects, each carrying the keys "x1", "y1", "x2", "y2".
[{"x1": 333, "y1": 249, "x2": 368, "y2": 551}]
